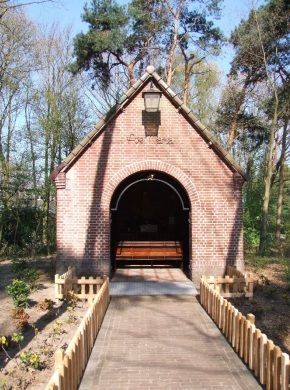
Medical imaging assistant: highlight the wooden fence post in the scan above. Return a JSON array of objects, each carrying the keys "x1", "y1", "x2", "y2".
[
  {"x1": 55, "y1": 349, "x2": 64, "y2": 389},
  {"x1": 55, "y1": 274, "x2": 62, "y2": 301},
  {"x1": 266, "y1": 339, "x2": 275, "y2": 390},
  {"x1": 224, "y1": 275, "x2": 230, "y2": 296},
  {"x1": 254, "y1": 329, "x2": 262, "y2": 378},
  {"x1": 273, "y1": 346, "x2": 282, "y2": 390},
  {"x1": 247, "y1": 273, "x2": 254, "y2": 300},
  {"x1": 245, "y1": 312, "x2": 256, "y2": 370},
  {"x1": 281, "y1": 353, "x2": 289, "y2": 390},
  {"x1": 199, "y1": 276, "x2": 289, "y2": 390},
  {"x1": 247, "y1": 313, "x2": 255, "y2": 325},
  {"x1": 231, "y1": 308, "x2": 238, "y2": 347},
  {"x1": 260, "y1": 333, "x2": 268, "y2": 385},
  {"x1": 249, "y1": 324, "x2": 256, "y2": 370}
]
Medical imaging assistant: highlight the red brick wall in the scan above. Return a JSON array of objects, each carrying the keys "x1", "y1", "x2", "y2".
[{"x1": 55, "y1": 83, "x2": 244, "y2": 283}]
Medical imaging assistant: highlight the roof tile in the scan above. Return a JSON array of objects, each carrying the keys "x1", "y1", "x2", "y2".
[{"x1": 139, "y1": 72, "x2": 150, "y2": 82}]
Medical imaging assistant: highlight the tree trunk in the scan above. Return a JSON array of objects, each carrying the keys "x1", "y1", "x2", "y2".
[
  {"x1": 227, "y1": 115, "x2": 239, "y2": 149},
  {"x1": 43, "y1": 116, "x2": 50, "y2": 252},
  {"x1": 259, "y1": 100, "x2": 278, "y2": 254},
  {"x1": 182, "y1": 60, "x2": 190, "y2": 105},
  {"x1": 25, "y1": 99, "x2": 37, "y2": 207},
  {"x1": 166, "y1": 9, "x2": 180, "y2": 86},
  {"x1": 227, "y1": 81, "x2": 248, "y2": 150},
  {"x1": 275, "y1": 119, "x2": 288, "y2": 243},
  {"x1": 128, "y1": 63, "x2": 135, "y2": 86}
]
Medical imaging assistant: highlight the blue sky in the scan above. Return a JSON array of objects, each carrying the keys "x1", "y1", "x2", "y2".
[{"x1": 26, "y1": 0, "x2": 264, "y2": 79}]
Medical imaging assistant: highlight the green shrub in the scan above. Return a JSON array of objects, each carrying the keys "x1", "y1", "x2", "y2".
[
  {"x1": 244, "y1": 227, "x2": 260, "y2": 249},
  {"x1": 0, "y1": 336, "x2": 8, "y2": 348},
  {"x1": 52, "y1": 320, "x2": 64, "y2": 336},
  {"x1": 11, "y1": 332, "x2": 24, "y2": 344},
  {"x1": 11, "y1": 332, "x2": 24, "y2": 351},
  {"x1": 66, "y1": 306, "x2": 77, "y2": 324},
  {"x1": 11, "y1": 259, "x2": 39, "y2": 287},
  {"x1": 6, "y1": 280, "x2": 30, "y2": 308},
  {"x1": 22, "y1": 268, "x2": 39, "y2": 287},
  {"x1": 20, "y1": 351, "x2": 42, "y2": 369},
  {"x1": 0, "y1": 207, "x2": 55, "y2": 257}
]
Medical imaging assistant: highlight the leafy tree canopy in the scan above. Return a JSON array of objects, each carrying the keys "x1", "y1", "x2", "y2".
[
  {"x1": 71, "y1": 0, "x2": 224, "y2": 91},
  {"x1": 178, "y1": 8, "x2": 222, "y2": 54},
  {"x1": 230, "y1": 0, "x2": 290, "y2": 84},
  {"x1": 71, "y1": 0, "x2": 165, "y2": 88}
]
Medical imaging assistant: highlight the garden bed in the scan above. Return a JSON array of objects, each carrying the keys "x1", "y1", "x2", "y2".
[{"x1": 0, "y1": 258, "x2": 88, "y2": 389}]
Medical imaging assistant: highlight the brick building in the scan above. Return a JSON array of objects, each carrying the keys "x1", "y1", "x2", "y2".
[{"x1": 52, "y1": 66, "x2": 246, "y2": 283}]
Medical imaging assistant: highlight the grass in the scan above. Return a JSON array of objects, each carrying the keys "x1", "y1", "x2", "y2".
[{"x1": 245, "y1": 253, "x2": 278, "y2": 270}]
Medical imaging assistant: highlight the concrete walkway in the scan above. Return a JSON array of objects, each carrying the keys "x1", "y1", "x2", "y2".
[
  {"x1": 80, "y1": 273, "x2": 261, "y2": 389},
  {"x1": 110, "y1": 267, "x2": 198, "y2": 296}
]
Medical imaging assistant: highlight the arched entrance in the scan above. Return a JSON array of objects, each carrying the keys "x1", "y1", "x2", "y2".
[{"x1": 110, "y1": 171, "x2": 191, "y2": 275}]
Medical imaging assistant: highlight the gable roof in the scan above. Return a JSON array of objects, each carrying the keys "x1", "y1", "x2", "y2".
[{"x1": 53, "y1": 65, "x2": 246, "y2": 180}]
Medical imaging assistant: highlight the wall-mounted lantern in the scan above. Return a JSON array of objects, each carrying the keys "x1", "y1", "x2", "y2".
[{"x1": 142, "y1": 82, "x2": 162, "y2": 112}]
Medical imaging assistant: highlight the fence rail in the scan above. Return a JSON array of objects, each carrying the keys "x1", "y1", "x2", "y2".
[
  {"x1": 55, "y1": 267, "x2": 105, "y2": 300},
  {"x1": 226, "y1": 265, "x2": 252, "y2": 278},
  {"x1": 46, "y1": 277, "x2": 110, "y2": 390},
  {"x1": 203, "y1": 267, "x2": 254, "y2": 299},
  {"x1": 200, "y1": 278, "x2": 290, "y2": 390}
]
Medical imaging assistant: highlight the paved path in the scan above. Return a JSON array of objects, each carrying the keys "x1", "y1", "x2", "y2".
[{"x1": 80, "y1": 294, "x2": 261, "y2": 389}]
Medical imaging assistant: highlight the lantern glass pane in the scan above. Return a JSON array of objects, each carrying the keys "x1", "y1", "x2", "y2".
[{"x1": 144, "y1": 92, "x2": 161, "y2": 112}]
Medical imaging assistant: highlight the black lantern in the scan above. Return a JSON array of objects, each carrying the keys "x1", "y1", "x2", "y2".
[{"x1": 142, "y1": 82, "x2": 162, "y2": 112}]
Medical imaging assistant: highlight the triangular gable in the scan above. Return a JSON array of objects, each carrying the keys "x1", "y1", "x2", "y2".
[{"x1": 52, "y1": 66, "x2": 246, "y2": 180}]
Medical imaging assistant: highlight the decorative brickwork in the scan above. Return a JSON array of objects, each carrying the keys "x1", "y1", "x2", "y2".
[
  {"x1": 54, "y1": 172, "x2": 66, "y2": 189},
  {"x1": 54, "y1": 69, "x2": 245, "y2": 283}
]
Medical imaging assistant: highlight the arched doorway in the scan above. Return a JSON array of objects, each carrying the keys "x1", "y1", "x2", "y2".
[{"x1": 110, "y1": 171, "x2": 191, "y2": 275}]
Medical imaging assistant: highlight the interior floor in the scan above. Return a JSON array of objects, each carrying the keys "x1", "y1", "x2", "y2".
[{"x1": 111, "y1": 267, "x2": 190, "y2": 282}]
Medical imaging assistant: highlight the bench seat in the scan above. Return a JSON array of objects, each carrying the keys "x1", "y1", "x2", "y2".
[{"x1": 115, "y1": 241, "x2": 183, "y2": 265}]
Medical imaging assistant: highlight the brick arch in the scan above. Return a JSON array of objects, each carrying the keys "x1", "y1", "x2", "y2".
[
  {"x1": 101, "y1": 160, "x2": 205, "y2": 278},
  {"x1": 101, "y1": 160, "x2": 201, "y2": 210}
]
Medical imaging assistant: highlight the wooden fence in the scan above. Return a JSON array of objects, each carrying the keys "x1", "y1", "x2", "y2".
[
  {"x1": 226, "y1": 265, "x2": 251, "y2": 278},
  {"x1": 203, "y1": 267, "x2": 254, "y2": 299},
  {"x1": 55, "y1": 267, "x2": 106, "y2": 300},
  {"x1": 46, "y1": 277, "x2": 110, "y2": 390},
  {"x1": 200, "y1": 278, "x2": 290, "y2": 390}
]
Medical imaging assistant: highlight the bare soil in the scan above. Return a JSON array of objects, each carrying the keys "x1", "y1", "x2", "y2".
[
  {"x1": 229, "y1": 261, "x2": 290, "y2": 355},
  {"x1": 0, "y1": 258, "x2": 88, "y2": 390}
]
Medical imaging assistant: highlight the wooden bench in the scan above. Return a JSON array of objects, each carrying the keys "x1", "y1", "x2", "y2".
[{"x1": 115, "y1": 241, "x2": 183, "y2": 267}]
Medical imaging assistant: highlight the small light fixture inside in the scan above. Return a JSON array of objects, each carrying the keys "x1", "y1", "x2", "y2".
[{"x1": 142, "y1": 82, "x2": 162, "y2": 112}]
